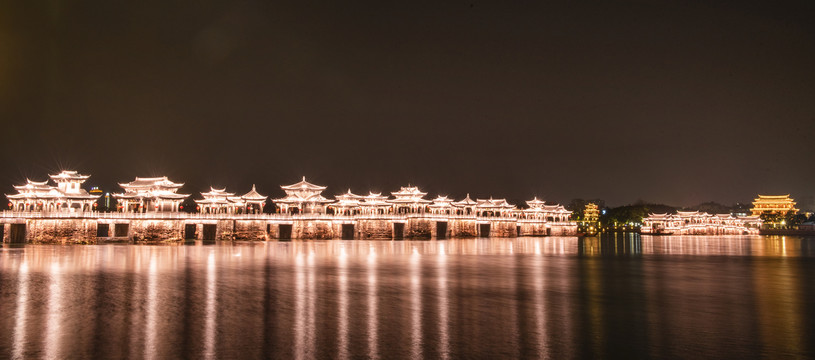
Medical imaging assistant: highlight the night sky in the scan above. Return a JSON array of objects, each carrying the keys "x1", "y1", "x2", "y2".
[{"x1": 2, "y1": 0, "x2": 814, "y2": 207}]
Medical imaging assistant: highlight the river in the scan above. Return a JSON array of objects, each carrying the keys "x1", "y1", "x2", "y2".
[{"x1": 1, "y1": 235, "x2": 813, "y2": 359}]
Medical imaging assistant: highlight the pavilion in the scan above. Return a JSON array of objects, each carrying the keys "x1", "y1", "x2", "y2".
[
  {"x1": 113, "y1": 176, "x2": 190, "y2": 212},
  {"x1": 429, "y1": 196, "x2": 455, "y2": 215},
  {"x1": 520, "y1": 197, "x2": 572, "y2": 222},
  {"x1": 452, "y1": 194, "x2": 477, "y2": 215},
  {"x1": 476, "y1": 197, "x2": 516, "y2": 217},
  {"x1": 359, "y1": 192, "x2": 391, "y2": 215},
  {"x1": 388, "y1": 186, "x2": 432, "y2": 214},
  {"x1": 330, "y1": 189, "x2": 363, "y2": 216},
  {"x1": 6, "y1": 170, "x2": 98, "y2": 212},
  {"x1": 273, "y1": 177, "x2": 333, "y2": 214},
  {"x1": 750, "y1": 194, "x2": 798, "y2": 216}
]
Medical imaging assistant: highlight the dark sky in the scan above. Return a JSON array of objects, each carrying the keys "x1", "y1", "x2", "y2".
[{"x1": 2, "y1": 0, "x2": 814, "y2": 207}]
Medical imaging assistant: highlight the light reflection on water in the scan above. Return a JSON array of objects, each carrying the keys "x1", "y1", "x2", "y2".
[{"x1": 0, "y1": 235, "x2": 813, "y2": 359}]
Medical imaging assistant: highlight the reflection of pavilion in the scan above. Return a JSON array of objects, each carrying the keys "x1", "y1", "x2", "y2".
[
  {"x1": 113, "y1": 176, "x2": 190, "y2": 212},
  {"x1": 273, "y1": 177, "x2": 332, "y2": 214},
  {"x1": 6, "y1": 170, "x2": 98, "y2": 212}
]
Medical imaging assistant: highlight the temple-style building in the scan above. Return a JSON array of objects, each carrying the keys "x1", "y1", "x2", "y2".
[
  {"x1": 241, "y1": 185, "x2": 267, "y2": 213},
  {"x1": 113, "y1": 176, "x2": 190, "y2": 212},
  {"x1": 750, "y1": 194, "x2": 798, "y2": 216},
  {"x1": 196, "y1": 187, "x2": 240, "y2": 214},
  {"x1": 388, "y1": 186, "x2": 431, "y2": 214},
  {"x1": 642, "y1": 211, "x2": 761, "y2": 235},
  {"x1": 476, "y1": 197, "x2": 516, "y2": 217},
  {"x1": 196, "y1": 185, "x2": 267, "y2": 214},
  {"x1": 273, "y1": 177, "x2": 333, "y2": 214},
  {"x1": 360, "y1": 192, "x2": 391, "y2": 215},
  {"x1": 6, "y1": 170, "x2": 98, "y2": 212},
  {"x1": 452, "y1": 194, "x2": 477, "y2": 215},
  {"x1": 519, "y1": 197, "x2": 571, "y2": 222},
  {"x1": 429, "y1": 196, "x2": 455, "y2": 215},
  {"x1": 330, "y1": 189, "x2": 363, "y2": 215},
  {"x1": 583, "y1": 203, "x2": 600, "y2": 223}
]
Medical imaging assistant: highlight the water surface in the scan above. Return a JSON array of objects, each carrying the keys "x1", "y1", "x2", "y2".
[{"x1": 1, "y1": 235, "x2": 814, "y2": 359}]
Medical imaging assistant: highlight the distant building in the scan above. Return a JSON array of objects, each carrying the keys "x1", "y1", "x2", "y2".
[
  {"x1": 6, "y1": 170, "x2": 98, "y2": 212},
  {"x1": 642, "y1": 211, "x2": 761, "y2": 235},
  {"x1": 113, "y1": 176, "x2": 190, "y2": 212},
  {"x1": 583, "y1": 203, "x2": 600, "y2": 223},
  {"x1": 750, "y1": 194, "x2": 798, "y2": 216}
]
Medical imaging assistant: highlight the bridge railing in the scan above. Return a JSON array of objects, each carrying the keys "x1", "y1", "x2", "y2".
[{"x1": 0, "y1": 210, "x2": 570, "y2": 223}]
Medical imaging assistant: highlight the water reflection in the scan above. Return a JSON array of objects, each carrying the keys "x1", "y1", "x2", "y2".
[
  {"x1": 45, "y1": 261, "x2": 62, "y2": 360},
  {"x1": 12, "y1": 260, "x2": 28, "y2": 360},
  {"x1": 0, "y1": 236, "x2": 813, "y2": 359},
  {"x1": 367, "y1": 245, "x2": 378, "y2": 359}
]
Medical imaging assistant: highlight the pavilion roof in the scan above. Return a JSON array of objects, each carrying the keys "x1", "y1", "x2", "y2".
[
  {"x1": 388, "y1": 197, "x2": 432, "y2": 204},
  {"x1": 241, "y1": 185, "x2": 267, "y2": 201},
  {"x1": 350, "y1": 192, "x2": 386, "y2": 207},
  {"x1": 201, "y1": 187, "x2": 236, "y2": 197},
  {"x1": 526, "y1": 197, "x2": 546, "y2": 208},
  {"x1": 13, "y1": 179, "x2": 53, "y2": 191},
  {"x1": 452, "y1": 194, "x2": 477, "y2": 207},
  {"x1": 755, "y1": 194, "x2": 792, "y2": 199},
  {"x1": 391, "y1": 186, "x2": 427, "y2": 198},
  {"x1": 429, "y1": 196, "x2": 455, "y2": 207},
  {"x1": 114, "y1": 192, "x2": 189, "y2": 200},
  {"x1": 280, "y1": 176, "x2": 327, "y2": 191},
  {"x1": 119, "y1": 176, "x2": 184, "y2": 189},
  {"x1": 195, "y1": 198, "x2": 241, "y2": 205},
  {"x1": 335, "y1": 189, "x2": 364, "y2": 201},
  {"x1": 273, "y1": 193, "x2": 333, "y2": 204},
  {"x1": 7, "y1": 178, "x2": 98, "y2": 200},
  {"x1": 49, "y1": 170, "x2": 90, "y2": 182},
  {"x1": 476, "y1": 198, "x2": 514, "y2": 209}
]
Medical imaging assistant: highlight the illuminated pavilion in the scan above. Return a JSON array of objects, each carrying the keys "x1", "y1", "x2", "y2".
[
  {"x1": 429, "y1": 196, "x2": 455, "y2": 215},
  {"x1": 273, "y1": 177, "x2": 333, "y2": 214},
  {"x1": 241, "y1": 185, "x2": 267, "y2": 213},
  {"x1": 359, "y1": 192, "x2": 391, "y2": 215},
  {"x1": 113, "y1": 176, "x2": 190, "y2": 212},
  {"x1": 388, "y1": 186, "x2": 432, "y2": 214},
  {"x1": 476, "y1": 197, "x2": 516, "y2": 217},
  {"x1": 195, "y1": 185, "x2": 267, "y2": 214},
  {"x1": 452, "y1": 194, "x2": 477, "y2": 215},
  {"x1": 750, "y1": 194, "x2": 799, "y2": 216},
  {"x1": 519, "y1": 197, "x2": 572, "y2": 222},
  {"x1": 329, "y1": 189, "x2": 364, "y2": 216},
  {"x1": 6, "y1": 170, "x2": 99, "y2": 212}
]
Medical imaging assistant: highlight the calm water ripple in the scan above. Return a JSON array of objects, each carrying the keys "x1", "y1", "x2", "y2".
[{"x1": 1, "y1": 235, "x2": 814, "y2": 359}]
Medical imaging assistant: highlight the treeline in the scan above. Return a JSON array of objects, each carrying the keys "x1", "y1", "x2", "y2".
[{"x1": 566, "y1": 199, "x2": 764, "y2": 230}]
